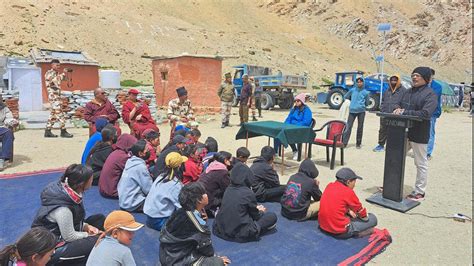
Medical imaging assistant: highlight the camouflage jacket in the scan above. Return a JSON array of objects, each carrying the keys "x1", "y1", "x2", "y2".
[
  {"x1": 167, "y1": 98, "x2": 194, "y2": 122},
  {"x1": 217, "y1": 82, "x2": 234, "y2": 102},
  {"x1": 45, "y1": 69, "x2": 66, "y2": 90}
]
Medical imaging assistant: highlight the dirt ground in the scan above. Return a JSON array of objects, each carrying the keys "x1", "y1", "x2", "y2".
[{"x1": 3, "y1": 103, "x2": 472, "y2": 264}]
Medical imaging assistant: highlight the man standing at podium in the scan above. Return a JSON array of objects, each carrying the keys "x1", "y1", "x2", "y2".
[{"x1": 393, "y1": 67, "x2": 437, "y2": 201}]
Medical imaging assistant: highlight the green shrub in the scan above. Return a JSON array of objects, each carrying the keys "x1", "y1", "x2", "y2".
[
  {"x1": 120, "y1": 79, "x2": 145, "y2": 87},
  {"x1": 321, "y1": 77, "x2": 334, "y2": 85}
]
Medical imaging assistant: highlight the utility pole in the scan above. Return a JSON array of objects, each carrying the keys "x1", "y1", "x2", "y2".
[{"x1": 377, "y1": 23, "x2": 392, "y2": 108}]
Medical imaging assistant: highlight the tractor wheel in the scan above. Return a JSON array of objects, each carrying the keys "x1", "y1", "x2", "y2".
[
  {"x1": 366, "y1": 94, "x2": 380, "y2": 111},
  {"x1": 327, "y1": 88, "x2": 345, "y2": 110},
  {"x1": 279, "y1": 93, "x2": 294, "y2": 109},
  {"x1": 261, "y1": 92, "x2": 274, "y2": 110}
]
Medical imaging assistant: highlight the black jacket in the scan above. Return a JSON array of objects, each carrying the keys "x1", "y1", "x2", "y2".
[
  {"x1": 199, "y1": 163, "x2": 230, "y2": 216},
  {"x1": 31, "y1": 181, "x2": 85, "y2": 238},
  {"x1": 397, "y1": 84, "x2": 438, "y2": 144},
  {"x1": 281, "y1": 159, "x2": 322, "y2": 220},
  {"x1": 381, "y1": 86, "x2": 405, "y2": 113},
  {"x1": 249, "y1": 157, "x2": 280, "y2": 201},
  {"x1": 87, "y1": 142, "x2": 113, "y2": 181},
  {"x1": 159, "y1": 209, "x2": 215, "y2": 265},
  {"x1": 212, "y1": 163, "x2": 262, "y2": 243},
  {"x1": 153, "y1": 145, "x2": 180, "y2": 178}
]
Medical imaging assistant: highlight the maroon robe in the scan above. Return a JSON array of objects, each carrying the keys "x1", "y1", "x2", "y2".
[
  {"x1": 122, "y1": 100, "x2": 159, "y2": 139},
  {"x1": 84, "y1": 99, "x2": 121, "y2": 136}
]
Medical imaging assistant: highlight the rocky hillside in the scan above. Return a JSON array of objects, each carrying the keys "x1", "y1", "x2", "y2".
[{"x1": 0, "y1": 0, "x2": 471, "y2": 85}]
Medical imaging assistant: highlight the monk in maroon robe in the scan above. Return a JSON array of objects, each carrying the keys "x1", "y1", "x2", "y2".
[
  {"x1": 84, "y1": 88, "x2": 122, "y2": 136},
  {"x1": 122, "y1": 88, "x2": 159, "y2": 139}
]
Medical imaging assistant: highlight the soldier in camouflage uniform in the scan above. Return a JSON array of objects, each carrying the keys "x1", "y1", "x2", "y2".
[
  {"x1": 44, "y1": 59, "x2": 73, "y2": 138},
  {"x1": 167, "y1": 86, "x2": 197, "y2": 131},
  {"x1": 217, "y1": 72, "x2": 234, "y2": 128}
]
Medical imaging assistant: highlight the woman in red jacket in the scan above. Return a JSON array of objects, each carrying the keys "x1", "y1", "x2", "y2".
[{"x1": 182, "y1": 145, "x2": 205, "y2": 185}]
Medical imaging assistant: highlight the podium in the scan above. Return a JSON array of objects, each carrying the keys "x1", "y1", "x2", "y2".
[{"x1": 366, "y1": 113, "x2": 423, "y2": 212}]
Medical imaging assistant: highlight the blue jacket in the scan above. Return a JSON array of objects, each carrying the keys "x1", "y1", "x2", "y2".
[
  {"x1": 430, "y1": 80, "x2": 443, "y2": 118},
  {"x1": 144, "y1": 174, "x2": 183, "y2": 218},
  {"x1": 344, "y1": 87, "x2": 370, "y2": 113},
  {"x1": 284, "y1": 105, "x2": 312, "y2": 126},
  {"x1": 117, "y1": 156, "x2": 153, "y2": 211},
  {"x1": 81, "y1": 132, "x2": 102, "y2": 165}
]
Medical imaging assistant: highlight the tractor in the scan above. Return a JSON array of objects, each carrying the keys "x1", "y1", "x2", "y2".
[
  {"x1": 232, "y1": 64, "x2": 308, "y2": 110},
  {"x1": 325, "y1": 71, "x2": 392, "y2": 111}
]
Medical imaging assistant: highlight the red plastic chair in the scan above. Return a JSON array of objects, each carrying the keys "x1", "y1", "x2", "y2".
[{"x1": 313, "y1": 120, "x2": 347, "y2": 170}]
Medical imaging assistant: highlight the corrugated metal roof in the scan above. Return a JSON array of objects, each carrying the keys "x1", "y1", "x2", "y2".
[
  {"x1": 7, "y1": 57, "x2": 35, "y2": 68},
  {"x1": 30, "y1": 48, "x2": 99, "y2": 66}
]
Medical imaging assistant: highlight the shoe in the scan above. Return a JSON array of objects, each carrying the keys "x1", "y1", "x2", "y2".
[
  {"x1": 356, "y1": 144, "x2": 361, "y2": 149},
  {"x1": 259, "y1": 115, "x2": 263, "y2": 118},
  {"x1": 60, "y1": 129, "x2": 74, "y2": 138},
  {"x1": 373, "y1": 145, "x2": 384, "y2": 152},
  {"x1": 407, "y1": 193, "x2": 425, "y2": 201},
  {"x1": 267, "y1": 223, "x2": 277, "y2": 231},
  {"x1": 221, "y1": 123, "x2": 226, "y2": 128},
  {"x1": 44, "y1": 129, "x2": 58, "y2": 138},
  {"x1": 427, "y1": 154, "x2": 432, "y2": 160},
  {"x1": 252, "y1": 116, "x2": 258, "y2": 121},
  {"x1": 292, "y1": 151, "x2": 298, "y2": 161}
]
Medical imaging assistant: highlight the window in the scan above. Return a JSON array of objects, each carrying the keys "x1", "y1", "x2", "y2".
[
  {"x1": 161, "y1": 71, "x2": 168, "y2": 81},
  {"x1": 345, "y1": 75, "x2": 354, "y2": 86},
  {"x1": 234, "y1": 70, "x2": 243, "y2": 79}
]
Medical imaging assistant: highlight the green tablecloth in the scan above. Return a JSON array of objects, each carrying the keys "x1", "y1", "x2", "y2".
[{"x1": 235, "y1": 121, "x2": 315, "y2": 147}]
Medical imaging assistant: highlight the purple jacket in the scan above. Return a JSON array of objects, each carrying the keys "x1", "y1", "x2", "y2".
[
  {"x1": 240, "y1": 83, "x2": 252, "y2": 105},
  {"x1": 99, "y1": 134, "x2": 137, "y2": 198}
]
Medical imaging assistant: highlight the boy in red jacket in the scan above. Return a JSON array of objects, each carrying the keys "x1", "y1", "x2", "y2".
[{"x1": 318, "y1": 168, "x2": 377, "y2": 239}]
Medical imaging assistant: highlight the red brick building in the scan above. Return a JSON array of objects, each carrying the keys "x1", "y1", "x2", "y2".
[
  {"x1": 151, "y1": 54, "x2": 223, "y2": 112},
  {"x1": 30, "y1": 48, "x2": 99, "y2": 103}
]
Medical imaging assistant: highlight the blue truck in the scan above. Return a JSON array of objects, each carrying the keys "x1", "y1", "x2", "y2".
[
  {"x1": 325, "y1": 71, "x2": 410, "y2": 111},
  {"x1": 232, "y1": 64, "x2": 308, "y2": 109}
]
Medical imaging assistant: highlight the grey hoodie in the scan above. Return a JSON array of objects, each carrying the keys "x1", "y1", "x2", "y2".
[{"x1": 117, "y1": 156, "x2": 153, "y2": 211}]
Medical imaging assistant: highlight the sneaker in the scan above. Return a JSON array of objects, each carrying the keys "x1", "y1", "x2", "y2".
[
  {"x1": 292, "y1": 151, "x2": 298, "y2": 161},
  {"x1": 427, "y1": 154, "x2": 432, "y2": 161},
  {"x1": 221, "y1": 123, "x2": 226, "y2": 128},
  {"x1": 356, "y1": 144, "x2": 361, "y2": 149},
  {"x1": 407, "y1": 193, "x2": 425, "y2": 201},
  {"x1": 373, "y1": 145, "x2": 384, "y2": 152}
]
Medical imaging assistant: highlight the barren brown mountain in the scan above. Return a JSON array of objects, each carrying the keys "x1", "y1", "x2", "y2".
[{"x1": 1, "y1": 0, "x2": 472, "y2": 84}]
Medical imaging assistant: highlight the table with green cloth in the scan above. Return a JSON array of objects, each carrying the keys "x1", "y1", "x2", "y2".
[{"x1": 235, "y1": 121, "x2": 316, "y2": 160}]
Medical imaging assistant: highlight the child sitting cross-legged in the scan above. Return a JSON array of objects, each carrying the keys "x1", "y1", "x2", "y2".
[
  {"x1": 160, "y1": 182, "x2": 231, "y2": 266},
  {"x1": 318, "y1": 168, "x2": 378, "y2": 239},
  {"x1": 281, "y1": 158, "x2": 322, "y2": 221},
  {"x1": 86, "y1": 210, "x2": 144, "y2": 266},
  {"x1": 213, "y1": 163, "x2": 277, "y2": 243},
  {"x1": 144, "y1": 152, "x2": 188, "y2": 231},
  {"x1": 182, "y1": 144, "x2": 205, "y2": 185}
]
